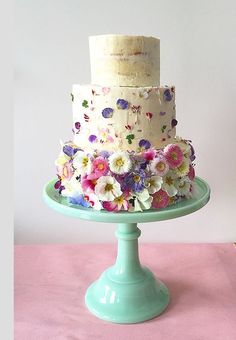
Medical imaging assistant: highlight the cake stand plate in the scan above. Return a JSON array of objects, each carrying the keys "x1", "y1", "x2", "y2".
[{"x1": 43, "y1": 177, "x2": 210, "y2": 324}]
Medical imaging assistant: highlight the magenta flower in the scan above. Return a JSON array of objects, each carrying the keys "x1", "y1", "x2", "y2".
[
  {"x1": 143, "y1": 149, "x2": 156, "y2": 161},
  {"x1": 152, "y1": 189, "x2": 169, "y2": 209},
  {"x1": 81, "y1": 176, "x2": 97, "y2": 192},
  {"x1": 91, "y1": 157, "x2": 109, "y2": 177},
  {"x1": 188, "y1": 164, "x2": 195, "y2": 181},
  {"x1": 163, "y1": 144, "x2": 184, "y2": 168}
]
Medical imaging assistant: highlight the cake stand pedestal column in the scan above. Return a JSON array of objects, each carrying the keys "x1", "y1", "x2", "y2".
[
  {"x1": 43, "y1": 177, "x2": 210, "y2": 324},
  {"x1": 85, "y1": 222, "x2": 169, "y2": 323}
]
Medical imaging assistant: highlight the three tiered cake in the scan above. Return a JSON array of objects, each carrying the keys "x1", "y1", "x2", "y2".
[{"x1": 54, "y1": 35, "x2": 196, "y2": 212}]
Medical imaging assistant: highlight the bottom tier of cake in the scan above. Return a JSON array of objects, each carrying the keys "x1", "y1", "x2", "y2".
[{"x1": 54, "y1": 137, "x2": 196, "y2": 212}]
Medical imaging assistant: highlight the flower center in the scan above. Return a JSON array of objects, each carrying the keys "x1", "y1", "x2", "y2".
[
  {"x1": 133, "y1": 175, "x2": 141, "y2": 183},
  {"x1": 156, "y1": 161, "x2": 165, "y2": 171},
  {"x1": 149, "y1": 179, "x2": 155, "y2": 186},
  {"x1": 115, "y1": 158, "x2": 124, "y2": 167},
  {"x1": 170, "y1": 152, "x2": 178, "y2": 161},
  {"x1": 105, "y1": 183, "x2": 113, "y2": 192},
  {"x1": 114, "y1": 196, "x2": 124, "y2": 204},
  {"x1": 97, "y1": 163, "x2": 105, "y2": 170},
  {"x1": 179, "y1": 182, "x2": 185, "y2": 188},
  {"x1": 165, "y1": 176, "x2": 173, "y2": 186},
  {"x1": 82, "y1": 157, "x2": 88, "y2": 167}
]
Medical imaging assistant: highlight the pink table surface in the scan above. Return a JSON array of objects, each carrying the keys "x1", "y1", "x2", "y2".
[{"x1": 15, "y1": 243, "x2": 236, "y2": 340}]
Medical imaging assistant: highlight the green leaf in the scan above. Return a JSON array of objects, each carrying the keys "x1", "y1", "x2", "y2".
[
  {"x1": 126, "y1": 134, "x2": 135, "y2": 144},
  {"x1": 161, "y1": 125, "x2": 167, "y2": 133},
  {"x1": 82, "y1": 100, "x2": 89, "y2": 108}
]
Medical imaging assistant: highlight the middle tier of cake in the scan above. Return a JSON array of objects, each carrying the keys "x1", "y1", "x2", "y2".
[{"x1": 72, "y1": 84, "x2": 177, "y2": 152}]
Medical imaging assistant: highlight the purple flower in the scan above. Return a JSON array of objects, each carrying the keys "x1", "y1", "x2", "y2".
[
  {"x1": 54, "y1": 179, "x2": 61, "y2": 190},
  {"x1": 139, "y1": 139, "x2": 151, "y2": 150},
  {"x1": 171, "y1": 119, "x2": 178, "y2": 128},
  {"x1": 59, "y1": 185, "x2": 65, "y2": 194},
  {"x1": 68, "y1": 195, "x2": 91, "y2": 208},
  {"x1": 75, "y1": 122, "x2": 81, "y2": 130},
  {"x1": 102, "y1": 107, "x2": 114, "y2": 118},
  {"x1": 163, "y1": 89, "x2": 173, "y2": 102},
  {"x1": 124, "y1": 170, "x2": 146, "y2": 192},
  {"x1": 88, "y1": 135, "x2": 97, "y2": 143},
  {"x1": 99, "y1": 150, "x2": 111, "y2": 158},
  {"x1": 160, "y1": 111, "x2": 166, "y2": 116},
  {"x1": 116, "y1": 98, "x2": 129, "y2": 110},
  {"x1": 63, "y1": 145, "x2": 78, "y2": 157},
  {"x1": 189, "y1": 143, "x2": 196, "y2": 161}
]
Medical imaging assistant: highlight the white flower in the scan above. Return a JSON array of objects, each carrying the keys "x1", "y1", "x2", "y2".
[
  {"x1": 94, "y1": 176, "x2": 122, "y2": 201},
  {"x1": 175, "y1": 177, "x2": 192, "y2": 197},
  {"x1": 73, "y1": 151, "x2": 92, "y2": 175},
  {"x1": 55, "y1": 152, "x2": 70, "y2": 166},
  {"x1": 129, "y1": 189, "x2": 153, "y2": 212},
  {"x1": 109, "y1": 151, "x2": 132, "y2": 175},
  {"x1": 174, "y1": 158, "x2": 190, "y2": 177},
  {"x1": 61, "y1": 173, "x2": 83, "y2": 197},
  {"x1": 88, "y1": 193, "x2": 103, "y2": 211},
  {"x1": 162, "y1": 171, "x2": 178, "y2": 197},
  {"x1": 145, "y1": 176, "x2": 163, "y2": 194}
]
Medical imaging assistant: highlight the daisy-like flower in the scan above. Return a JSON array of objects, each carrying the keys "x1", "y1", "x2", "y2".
[
  {"x1": 174, "y1": 158, "x2": 190, "y2": 177},
  {"x1": 150, "y1": 156, "x2": 169, "y2": 176},
  {"x1": 94, "y1": 176, "x2": 122, "y2": 201},
  {"x1": 73, "y1": 151, "x2": 92, "y2": 175},
  {"x1": 103, "y1": 192, "x2": 130, "y2": 212},
  {"x1": 124, "y1": 170, "x2": 146, "y2": 192},
  {"x1": 162, "y1": 171, "x2": 178, "y2": 197},
  {"x1": 152, "y1": 189, "x2": 169, "y2": 209},
  {"x1": 91, "y1": 157, "x2": 109, "y2": 177},
  {"x1": 145, "y1": 176, "x2": 163, "y2": 194},
  {"x1": 175, "y1": 137, "x2": 191, "y2": 156},
  {"x1": 163, "y1": 144, "x2": 184, "y2": 168},
  {"x1": 109, "y1": 151, "x2": 132, "y2": 175},
  {"x1": 129, "y1": 189, "x2": 153, "y2": 212},
  {"x1": 175, "y1": 177, "x2": 192, "y2": 196}
]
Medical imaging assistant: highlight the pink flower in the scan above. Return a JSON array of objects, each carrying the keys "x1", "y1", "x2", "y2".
[
  {"x1": 91, "y1": 157, "x2": 109, "y2": 177},
  {"x1": 56, "y1": 162, "x2": 73, "y2": 180},
  {"x1": 150, "y1": 157, "x2": 169, "y2": 176},
  {"x1": 143, "y1": 149, "x2": 156, "y2": 161},
  {"x1": 163, "y1": 144, "x2": 184, "y2": 168},
  {"x1": 188, "y1": 164, "x2": 195, "y2": 181},
  {"x1": 81, "y1": 176, "x2": 97, "y2": 192},
  {"x1": 152, "y1": 189, "x2": 169, "y2": 209},
  {"x1": 103, "y1": 192, "x2": 130, "y2": 212}
]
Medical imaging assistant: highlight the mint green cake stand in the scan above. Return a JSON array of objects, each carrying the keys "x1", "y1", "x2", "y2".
[{"x1": 43, "y1": 176, "x2": 210, "y2": 324}]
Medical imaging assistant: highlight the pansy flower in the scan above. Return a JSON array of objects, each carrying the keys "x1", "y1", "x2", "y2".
[
  {"x1": 68, "y1": 194, "x2": 91, "y2": 208},
  {"x1": 139, "y1": 139, "x2": 151, "y2": 150},
  {"x1": 94, "y1": 176, "x2": 122, "y2": 201},
  {"x1": 73, "y1": 151, "x2": 92, "y2": 175},
  {"x1": 116, "y1": 98, "x2": 129, "y2": 110},
  {"x1": 163, "y1": 88, "x2": 173, "y2": 102},
  {"x1": 145, "y1": 175, "x2": 163, "y2": 194},
  {"x1": 162, "y1": 171, "x2": 178, "y2": 197},
  {"x1": 124, "y1": 170, "x2": 146, "y2": 192},
  {"x1": 129, "y1": 189, "x2": 153, "y2": 212}
]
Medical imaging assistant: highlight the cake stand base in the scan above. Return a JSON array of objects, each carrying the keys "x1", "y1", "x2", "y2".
[{"x1": 85, "y1": 223, "x2": 169, "y2": 323}]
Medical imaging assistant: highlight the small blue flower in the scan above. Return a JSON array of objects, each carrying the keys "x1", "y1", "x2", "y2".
[
  {"x1": 99, "y1": 150, "x2": 111, "y2": 158},
  {"x1": 124, "y1": 170, "x2": 146, "y2": 192},
  {"x1": 139, "y1": 139, "x2": 151, "y2": 150},
  {"x1": 116, "y1": 98, "x2": 129, "y2": 110},
  {"x1": 68, "y1": 195, "x2": 91, "y2": 208},
  {"x1": 163, "y1": 89, "x2": 173, "y2": 102},
  {"x1": 102, "y1": 107, "x2": 114, "y2": 118}
]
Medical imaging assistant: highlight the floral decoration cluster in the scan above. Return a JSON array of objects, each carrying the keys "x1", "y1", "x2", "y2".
[{"x1": 54, "y1": 138, "x2": 196, "y2": 212}]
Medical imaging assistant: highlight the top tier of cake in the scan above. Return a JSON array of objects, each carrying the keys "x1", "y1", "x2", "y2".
[{"x1": 89, "y1": 35, "x2": 160, "y2": 87}]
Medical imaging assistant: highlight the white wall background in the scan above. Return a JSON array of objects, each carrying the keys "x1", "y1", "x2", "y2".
[{"x1": 15, "y1": 0, "x2": 236, "y2": 244}]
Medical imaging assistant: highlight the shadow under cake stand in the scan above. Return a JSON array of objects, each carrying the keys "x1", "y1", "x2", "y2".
[{"x1": 43, "y1": 176, "x2": 210, "y2": 324}]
